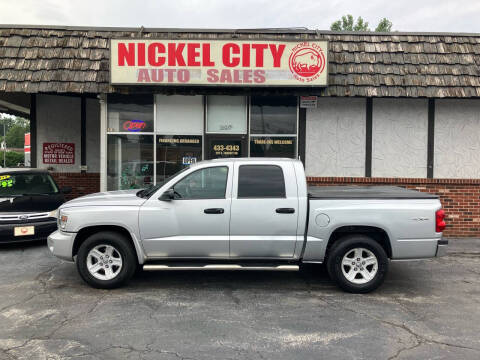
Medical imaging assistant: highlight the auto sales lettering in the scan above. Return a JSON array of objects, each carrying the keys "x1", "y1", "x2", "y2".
[{"x1": 110, "y1": 40, "x2": 328, "y2": 86}]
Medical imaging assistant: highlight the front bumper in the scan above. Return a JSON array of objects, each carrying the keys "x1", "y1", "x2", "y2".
[
  {"x1": 436, "y1": 239, "x2": 449, "y2": 257},
  {"x1": 47, "y1": 230, "x2": 76, "y2": 262},
  {"x1": 0, "y1": 219, "x2": 57, "y2": 243}
]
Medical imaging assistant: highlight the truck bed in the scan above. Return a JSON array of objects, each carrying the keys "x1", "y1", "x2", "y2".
[{"x1": 308, "y1": 185, "x2": 439, "y2": 199}]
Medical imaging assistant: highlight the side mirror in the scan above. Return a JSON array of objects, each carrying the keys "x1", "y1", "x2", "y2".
[
  {"x1": 159, "y1": 188, "x2": 175, "y2": 201},
  {"x1": 61, "y1": 186, "x2": 72, "y2": 194}
]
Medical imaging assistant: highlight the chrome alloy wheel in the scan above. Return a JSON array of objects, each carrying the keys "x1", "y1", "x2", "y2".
[
  {"x1": 341, "y1": 248, "x2": 378, "y2": 285},
  {"x1": 86, "y1": 244, "x2": 123, "y2": 281}
]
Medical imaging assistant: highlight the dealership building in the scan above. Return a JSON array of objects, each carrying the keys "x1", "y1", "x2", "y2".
[{"x1": 1, "y1": 25, "x2": 480, "y2": 237}]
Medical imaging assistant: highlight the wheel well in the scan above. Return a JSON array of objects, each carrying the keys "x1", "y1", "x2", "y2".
[
  {"x1": 72, "y1": 225, "x2": 137, "y2": 258},
  {"x1": 326, "y1": 226, "x2": 392, "y2": 258}
]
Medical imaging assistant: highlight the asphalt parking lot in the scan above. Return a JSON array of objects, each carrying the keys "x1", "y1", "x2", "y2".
[{"x1": 0, "y1": 240, "x2": 479, "y2": 360}]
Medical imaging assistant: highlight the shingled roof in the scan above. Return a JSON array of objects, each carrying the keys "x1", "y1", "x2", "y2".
[{"x1": 1, "y1": 25, "x2": 480, "y2": 97}]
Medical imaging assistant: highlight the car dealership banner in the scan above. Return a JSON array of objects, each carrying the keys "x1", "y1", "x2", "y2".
[{"x1": 110, "y1": 39, "x2": 328, "y2": 86}]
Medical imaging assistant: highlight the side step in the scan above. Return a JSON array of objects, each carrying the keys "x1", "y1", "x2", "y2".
[{"x1": 143, "y1": 264, "x2": 299, "y2": 271}]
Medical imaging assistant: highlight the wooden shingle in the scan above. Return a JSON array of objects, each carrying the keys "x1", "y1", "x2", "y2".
[{"x1": 0, "y1": 26, "x2": 480, "y2": 96}]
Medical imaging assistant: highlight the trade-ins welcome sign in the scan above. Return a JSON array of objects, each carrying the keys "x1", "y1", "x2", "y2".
[{"x1": 110, "y1": 39, "x2": 328, "y2": 86}]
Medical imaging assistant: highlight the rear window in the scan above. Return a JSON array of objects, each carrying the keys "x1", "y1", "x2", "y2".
[
  {"x1": 0, "y1": 173, "x2": 59, "y2": 196},
  {"x1": 237, "y1": 165, "x2": 286, "y2": 198}
]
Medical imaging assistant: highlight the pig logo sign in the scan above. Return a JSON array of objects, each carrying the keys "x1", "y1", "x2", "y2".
[{"x1": 289, "y1": 42, "x2": 326, "y2": 82}]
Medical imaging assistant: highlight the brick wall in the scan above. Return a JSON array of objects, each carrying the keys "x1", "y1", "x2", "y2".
[
  {"x1": 307, "y1": 177, "x2": 480, "y2": 238},
  {"x1": 51, "y1": 172, "x2": 100, "y2": 200}
]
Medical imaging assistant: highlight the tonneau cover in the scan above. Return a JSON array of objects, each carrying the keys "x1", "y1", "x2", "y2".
[{"x1": 308, "y1": 185, "x2": 439, "y2": 199}]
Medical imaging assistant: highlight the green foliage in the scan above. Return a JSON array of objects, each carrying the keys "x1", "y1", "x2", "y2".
[
  {"x1": 375, "y1": 18, "x2": 393, "y2": 32},
  {"x1": 5, "y1": 125, "x2": 27, "y2": 148},
  {"x1": 0, "y1": 151, "x2": 24, "y2": 167},
  {"x1": 330, "y1": 15, "x2": 393, "y2": 32},
  {"x1": 0, "y1": 114, "x2": 29, "y2": 148}
]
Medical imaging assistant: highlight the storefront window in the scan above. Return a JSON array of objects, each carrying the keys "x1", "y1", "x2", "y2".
[
  {"x1": 107, "y1": 95, "x2": 154, "y2": 133},
  {"x1": 107, "y1": 135, "x2": 154, "y2": 190},
  {"x1": 250, "y1": 96, "x2": 298, "y2": 158},
  {"x1": 156, "y1": 135, "x2": 202, "y2": 183},
  {"x1": 207, "y1": 96, "x2": 247, "y2": 134},
  {"x1": 250, "y1": 96, "x2": 297, "y2": 135},
  {"x1": 156, "y1": 95, "x2": 203, "y2": 135}
]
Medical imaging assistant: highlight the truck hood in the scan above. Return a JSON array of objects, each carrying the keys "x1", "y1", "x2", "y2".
[{"x1": 61, "y1": 189, "x2": 148, "y2": 208}]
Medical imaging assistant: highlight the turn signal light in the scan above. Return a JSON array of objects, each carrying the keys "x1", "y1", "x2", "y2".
[{"x1": 436, "y1": 209, "x2": 446, "y2": 233}]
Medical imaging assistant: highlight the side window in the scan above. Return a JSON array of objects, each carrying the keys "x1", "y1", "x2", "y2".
[
  {"x1": 238, "y1": 165, "x2": 286, "y2": 198},
  {"x1": 173, "y1": 166, "x2": 229, "y2": 199}
]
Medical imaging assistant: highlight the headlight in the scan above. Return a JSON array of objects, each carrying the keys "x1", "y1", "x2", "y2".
[
  {"x1": 58, "y1": 210, "x2": 68, "y2": 230},
  {"x1": 48, "y1": 209, "x2": 58, "y2": 219}
]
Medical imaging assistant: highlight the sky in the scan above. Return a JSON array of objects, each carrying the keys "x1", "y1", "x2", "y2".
[{"x1": 0, "y1": 0, "x2": 479, "y2": 33}]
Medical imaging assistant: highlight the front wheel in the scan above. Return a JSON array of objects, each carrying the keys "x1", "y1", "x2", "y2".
[
  {"x1": 76, "y1": 231, "x2": 137, "y2": 289},
  {"x1": 326, "y1": 235, "x2": 388, "y2": 293}
]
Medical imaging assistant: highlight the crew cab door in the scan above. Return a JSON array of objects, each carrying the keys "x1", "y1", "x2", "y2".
[
  {"x1": 229, "y1": 162, "x2": 299, "y2": 258},
  {"x1": 139, "y1": 165, "x2": 232, "y2": 258}
]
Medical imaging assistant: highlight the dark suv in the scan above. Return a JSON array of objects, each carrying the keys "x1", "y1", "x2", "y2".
[{"x1": 0, "y1": 169, "x2": 70, "y2": 243}]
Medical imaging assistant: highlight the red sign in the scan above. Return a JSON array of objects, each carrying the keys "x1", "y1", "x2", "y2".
[
  {"x1": 43, "y1": 143, "x2": 75, "y2": 164},
  {"x1": 123, "y1": 119, "x2": 146, "y2": 132}
]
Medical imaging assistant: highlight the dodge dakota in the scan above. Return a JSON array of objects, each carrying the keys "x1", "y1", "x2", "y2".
[{"x1": 48, "y1": 158, "x2": 447, "y2": 293}]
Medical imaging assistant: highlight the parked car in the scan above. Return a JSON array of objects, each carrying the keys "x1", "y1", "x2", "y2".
[
  {"x1": 0, "y1": 169, "x2": 70, "y2": 243},
  {"x1": 48, "y1": 158, "x2": 447, "y2": 293}
]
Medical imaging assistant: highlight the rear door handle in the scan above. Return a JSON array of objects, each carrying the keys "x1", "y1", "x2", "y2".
[
  {"x1": 204, "y1": 208, "x2": 225, "y2": 214},
  {"x1": 276, "y1": 208, "x2": 295, "y2": 214}
]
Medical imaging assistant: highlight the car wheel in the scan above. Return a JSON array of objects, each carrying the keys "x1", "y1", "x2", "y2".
[
  {"x1": 76, "y1": 231, "x2": 136, "y2": 289},
  {"x1": 326, "y1": 235, "x2": 388, "y2": 293}
]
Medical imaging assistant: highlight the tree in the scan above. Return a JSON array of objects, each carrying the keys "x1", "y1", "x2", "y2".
[
  {"x1": 331, "y1": 15, "x2": 393, "y2": 32},
  {"x1": 375, "y1": 18, "x2": 393, "y2": 32},
  {"x1": 5, "y1": 125, "x2": 27, "y2": 148}
]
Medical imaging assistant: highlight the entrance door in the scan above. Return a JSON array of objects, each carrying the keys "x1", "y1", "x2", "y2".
[{"x1": 205, "y1": 135, "x2": 247, "y2": 160}]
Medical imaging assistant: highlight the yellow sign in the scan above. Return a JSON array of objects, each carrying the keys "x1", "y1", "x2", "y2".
[{"x1": 111, "y1": 39, "x2": 328, "y2": 87}]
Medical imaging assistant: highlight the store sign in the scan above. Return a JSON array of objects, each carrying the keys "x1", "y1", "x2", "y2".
[
  {"x1": 110, "y1": 39, "x2": 328, "y2": 87},
  {"x1": 43, "y1": 143, "x2": 75, "y2": 164},
  {"x1": 300, "y1": 96, "x2": 318, "y2": 108},
  {"x1": 123, "y1": 119, "x2": 146, "y2": 132}
]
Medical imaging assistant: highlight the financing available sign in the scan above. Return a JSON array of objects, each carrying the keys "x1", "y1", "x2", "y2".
[{"x1": 110, "y1": 39, "x2": 328, "y2": 86}]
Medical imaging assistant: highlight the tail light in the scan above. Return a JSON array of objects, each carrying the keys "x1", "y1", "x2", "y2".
[{"x1": 436, "y1": 209, "x2": 446, "y2": 233}]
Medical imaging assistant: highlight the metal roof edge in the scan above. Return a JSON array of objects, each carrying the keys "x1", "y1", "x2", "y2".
[{"x1": 0, "y1": 24, "x2": 479, "y2": 37}]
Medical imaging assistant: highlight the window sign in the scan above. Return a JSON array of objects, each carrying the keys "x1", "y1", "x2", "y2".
[
  {"x1": 0, "y1": 175, "x2": 12, "y2": 188},
  {"x1": 156, "y1": 135, "x2": 202, "y2": 183},
  {"x1": 207, "y1": 96, "x2": 247, "y2": 134},
  {"x1": 250, "y1": 137, "x2": 296, "y2": 158},
  {"x1": 107, "y1": 95, "x2": 154, "y2": 132},
  {"x1": 209, "y1": 139, "x2": 242, "y2": 158},
  {"x1": 122, "y1": 119, "x2": 147, "y2": 132}
]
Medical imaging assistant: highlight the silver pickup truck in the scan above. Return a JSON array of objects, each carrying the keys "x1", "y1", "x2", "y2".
[{"x1": 48, "y1": 158, "x2": 447, "y2": 293}]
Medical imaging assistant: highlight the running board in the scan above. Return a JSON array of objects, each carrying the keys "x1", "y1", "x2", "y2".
[{"x1": 143, "y1": 264, "x2": 299, "y2": 271}]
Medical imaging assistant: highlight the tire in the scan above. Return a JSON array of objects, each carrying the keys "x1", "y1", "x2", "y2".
[
  {"x1": 76, "y1": 231, "x2": 137, "y2": 289},
  {"x1": 326, "y1": 235, "x2": 388, "y2": 293}
]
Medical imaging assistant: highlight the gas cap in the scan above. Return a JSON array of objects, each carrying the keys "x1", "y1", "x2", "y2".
[{"x1": 315, "y1": 213, "x2": 330, "y2": 227}]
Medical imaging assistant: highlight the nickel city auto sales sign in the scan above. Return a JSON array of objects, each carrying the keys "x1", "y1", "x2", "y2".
[{"x1": 110, "y1": 39, "x2": 328, "y2": 86}]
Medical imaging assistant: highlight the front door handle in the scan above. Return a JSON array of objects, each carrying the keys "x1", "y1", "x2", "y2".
[
  {"x1": 204, "y1": 208, "x2": 225, "y2": 214},
  {"x1": 276, "y1": 208, "x2": 295, "y2": 214}
]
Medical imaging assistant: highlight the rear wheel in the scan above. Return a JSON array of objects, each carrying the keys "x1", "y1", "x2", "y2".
[
  {"x1": 76, "y1": 231, "x2": 136, "y2": 289},
  {"x1": 326, "y1": 235, "x2": 388, "y2": 293}
]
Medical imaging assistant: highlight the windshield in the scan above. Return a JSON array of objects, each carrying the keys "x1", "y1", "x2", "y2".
[
  {"x1": 0, "y1": 173, "x2": 59, "y2": 196},
  {"x1": 137, "y1": 166, "x2": 191, "y2": 198}
]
